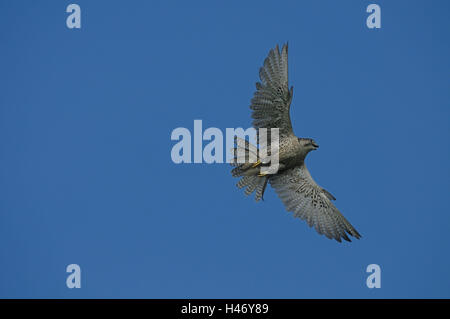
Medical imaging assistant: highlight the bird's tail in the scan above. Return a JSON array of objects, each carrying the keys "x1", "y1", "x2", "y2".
[{"x1": 230, "y1": 137, "x2": 269, "y2": 202}]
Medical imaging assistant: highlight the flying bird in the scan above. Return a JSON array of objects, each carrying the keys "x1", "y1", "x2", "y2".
[{"x1": 231, "y1": 43, "x2": 361, "y2": 242}]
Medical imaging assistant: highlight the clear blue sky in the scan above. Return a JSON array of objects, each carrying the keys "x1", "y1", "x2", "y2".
[{"x1": 1, "y1": 0, "x2": 449, "y2": 298}]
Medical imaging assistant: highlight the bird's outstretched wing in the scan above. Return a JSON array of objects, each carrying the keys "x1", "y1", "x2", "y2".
[
  {"x1": 250, "y1": 44, "x2": 294, "y2": 138},
  {"x1": 270, "y1": 166, "x2": 361, "y2": 242}
]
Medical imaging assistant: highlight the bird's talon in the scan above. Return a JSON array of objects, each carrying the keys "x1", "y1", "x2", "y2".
[
  {"x1": 258, "y1": 172, "x2": 267, "y2": 177},
  {"x1": 252, "y1": 160, "x2": 261, "y2": 168}
]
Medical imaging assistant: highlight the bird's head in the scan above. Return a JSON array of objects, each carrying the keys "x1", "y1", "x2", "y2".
[{"x1": 298, "y1": 138, "x2": 319, "y2": 153}]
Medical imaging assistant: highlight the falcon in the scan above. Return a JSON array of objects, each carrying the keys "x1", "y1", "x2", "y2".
[{"x1": 231, "y1": 43, "x2": 361, "y2": 242}]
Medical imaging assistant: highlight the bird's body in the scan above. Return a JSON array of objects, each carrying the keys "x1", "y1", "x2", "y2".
[{"x1": 231, "y1": 43, "x2": 361, "y2": 242}]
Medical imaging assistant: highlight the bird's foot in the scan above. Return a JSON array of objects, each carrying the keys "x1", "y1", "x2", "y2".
[
  {"x1": 252, "y1": 160, "x2": 261, "y2": 168},
  {"x1": 258, "y1": 172, "x2": 268, "y2": 177}
]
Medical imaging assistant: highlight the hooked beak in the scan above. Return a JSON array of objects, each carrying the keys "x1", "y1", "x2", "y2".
[{"x1": 312, "y1": 141, "x2": 319, "y2": 150}]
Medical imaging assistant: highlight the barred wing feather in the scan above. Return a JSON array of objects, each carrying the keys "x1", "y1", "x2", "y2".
[
  {"x1": 270, "y1": 167, "x2": 361, "y2": 242},
  {"x1": 250, "y1": 44, "x2": 294, "y2": 138}
]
